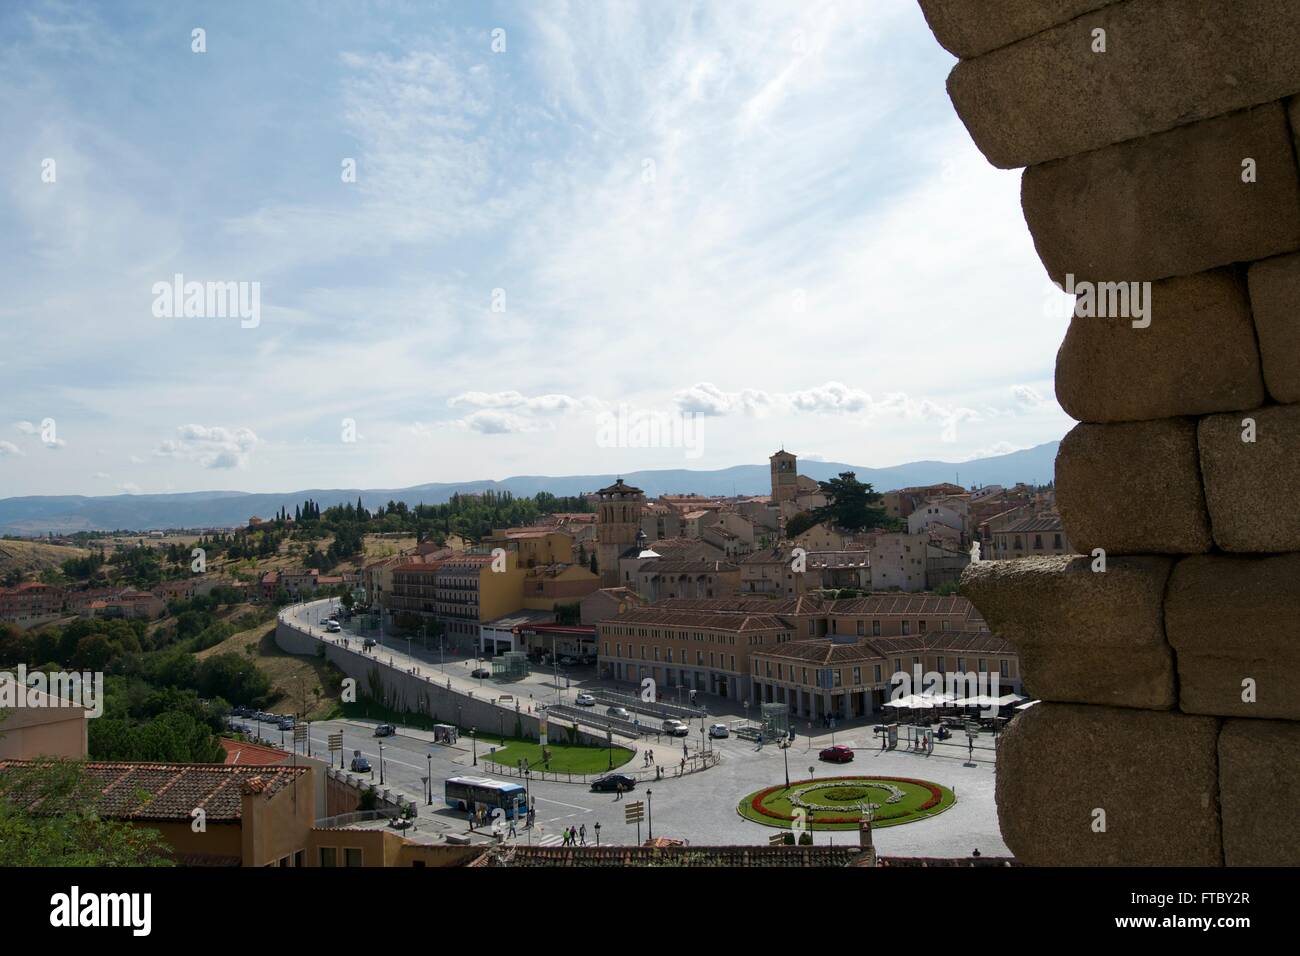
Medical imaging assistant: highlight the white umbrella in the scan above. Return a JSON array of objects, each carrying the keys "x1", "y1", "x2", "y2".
[{"x1": 1014, "y1": 699, "x2": 1040, "y2": 711}]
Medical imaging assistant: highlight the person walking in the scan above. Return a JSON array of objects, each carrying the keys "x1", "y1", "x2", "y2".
[
  {"x1": 508, "y1": 818, "x2": 517, "y2": 838},
  {"x1": 615, "y1": 782, "x2": 624, "y2": 801},
  {"x1": 580, "y1": 824, "x2": 586, "y2": 845}
]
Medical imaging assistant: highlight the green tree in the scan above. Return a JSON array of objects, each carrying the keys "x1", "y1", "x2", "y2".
[
  {"x1": 0, "y1": 756, "x2": 173, "y2": 866},
  {"x1": 810, "y1": 472, "x2": 889, "y2": 532}
]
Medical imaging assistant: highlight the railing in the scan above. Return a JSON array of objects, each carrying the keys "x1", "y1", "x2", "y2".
[{"x1": 590, "y1": 689, "x2": 706, "y2": 722}]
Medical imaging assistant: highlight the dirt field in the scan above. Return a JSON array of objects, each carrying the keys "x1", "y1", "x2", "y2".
[
  {"x1": 197, "y1": 615, "x2": 342, "y2": 718},
  {"x1": 0, "y1": 539, "x2": 91, "y2": 575}
]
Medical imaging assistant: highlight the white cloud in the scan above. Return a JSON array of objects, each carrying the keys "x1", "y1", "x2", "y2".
[
  {"x1": 13, "y1": 421, "x2": 36, "y2": 434},
  {"x1": 0, "y1": 441, "x2": 23, "y2": 458},
  {"x1": 156, "y1": 425, "x2": 259, "y2": 469},
  {"x1": 92, "y1": 471, "x2": 110, "y2": 479}
]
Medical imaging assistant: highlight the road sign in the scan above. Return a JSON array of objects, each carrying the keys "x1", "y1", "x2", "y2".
[
  {"x1": 624, "y1": 801, "x2": 645, "y2": 823},
  {"x1": 327, "y1": 733, "x2": 343, "y2": 753},
  {"x1": 769, "y1": 833, "x2": 786, "y2": 846}
]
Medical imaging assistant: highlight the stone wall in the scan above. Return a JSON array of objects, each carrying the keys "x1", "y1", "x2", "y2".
[
  {"x1": 275, "y1": 610, "x2": 606, "y2": 749},
  {"x1": 920, "y1": 0, "x2": 1300, "y2": 865}
]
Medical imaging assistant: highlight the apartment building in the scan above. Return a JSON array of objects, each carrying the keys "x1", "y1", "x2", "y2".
[
  {"x1": 633, "y1": 558, "x2": 740, "y2": 602},
  {"x1": 0, "y1": 582, "x2": 65, "y2": 625},
  {"x1": 991, "y1": 513, "x2": 1071, "y2": 559},
  {"x1": 597, "y1": 606, "x2": 798, "y2": 701},
  {"x1": 823, "y1": 594, "x2": 986, "y2": 640},
  {"x1": 862, "y1": 532, "x2": 929, "y2": 592},
  {"x1": 750, "y1": 628, "x2": 1019, "y2": 721},
  {"x1": 480, "y1": 528, "x2": 576, "y2": 568}
]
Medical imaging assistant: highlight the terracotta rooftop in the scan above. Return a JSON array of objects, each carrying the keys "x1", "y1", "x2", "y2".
[
  {"x1": 826, "y1": 594, "x2": 977, "y2": 616},
  {"x1": 219, "y1": 737, "x2": 294, "y2": 767},
  {"x1": 753, "y1": 639, "x2": 886, "y2": 664},
  {"x1": 870, "y1": 629, "x2": 1012, "y2": 655},
  {"x1": 603, "y1": 607, "x2": 794, "y2": 631},
  {"x1": 654, "y1": 596, "x2": 826, "y2": 615},
  {"x1": 0, "y1": 760, "x2": 309, "y2": 823}
]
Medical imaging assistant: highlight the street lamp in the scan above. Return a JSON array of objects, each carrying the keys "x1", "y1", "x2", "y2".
[
  {"x1": 472, "y1": 727, "x2": 478, "y2": 766},
  {"x1": 379, "y1": 741, "x2": 385, "y2": 785},
  {"x1": 426, "y1": 753, "x2": 433, "y2": 805},
  {"x1": 594, "y1": 821, "x2": 601, "y2": 846},
  {"x1": 647, "y1": 788, "x2": 653, "y2": 841}
]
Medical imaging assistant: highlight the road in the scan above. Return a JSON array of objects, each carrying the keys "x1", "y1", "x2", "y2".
[{"x1": 278, "y1": 600, "x2": 1011, "y2": 855}]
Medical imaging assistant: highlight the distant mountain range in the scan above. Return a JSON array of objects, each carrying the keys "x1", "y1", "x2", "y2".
[{"x1": 0, "y1": 441, "x2": 1059, "y2": 536}]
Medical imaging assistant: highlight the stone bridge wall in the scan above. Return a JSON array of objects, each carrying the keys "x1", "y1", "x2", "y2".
[{"x1": 920, "y1": 0, "x2": 1300, "y2": 865}]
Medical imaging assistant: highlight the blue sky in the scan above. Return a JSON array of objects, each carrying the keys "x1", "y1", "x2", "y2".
[{"x1": 0, "y1": 0, "x2": 1074, "y2": 497}]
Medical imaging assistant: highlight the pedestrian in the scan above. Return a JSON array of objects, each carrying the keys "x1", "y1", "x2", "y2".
[
  {"x1": 881, "y1": 734, "x2": 887, "y2": 753},
  {"x1": 508, "y1": 818, "x2": 517, "y2": 838},
  {"x1": 616, "y1": 783, "x2": 623, "y2": 801},
  {"x1": 580, "y1": 824, "x2": 586, "y2": 845},
  {"x1": 680, "y1": 757, "x2": 685, "y2": 773},
  {"x1": 561, "y1": 829, "x2": 569, "y2": 846}
]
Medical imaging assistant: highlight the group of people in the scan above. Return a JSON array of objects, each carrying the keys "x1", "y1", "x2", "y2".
[
  {"x1": 641, "y1": 749, "x2": 657, "y2": 767},
  {"x1": 560, "y1": 825, "x2": 587, "y2": 846}
]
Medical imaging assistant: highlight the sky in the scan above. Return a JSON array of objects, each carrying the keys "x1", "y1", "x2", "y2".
[{"x1": 0, "y1": 0, "x2": 1076, "y2": 498}]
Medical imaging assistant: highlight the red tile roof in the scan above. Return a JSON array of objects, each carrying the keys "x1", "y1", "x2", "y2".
[
  {"x1": 0, "y1": 760, "x2": 309, "y2": 823},
  {"x1": 219, "y1": 738, "x2": 294, "y2": 766}
]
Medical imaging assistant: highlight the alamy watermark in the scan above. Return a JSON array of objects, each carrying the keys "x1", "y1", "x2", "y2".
[
  {"x1": 595, "y1": 404, "x2": 703, "y2": 460},
  {"x1": 889, "y1": 664, "x2": 1001, "y2": 719},
  {"x1": 0, "y1": 665, "x2": 104, "y2": 718},
  {"x1": 152, "y1": 273, "x2": 260, "y2": 329}
]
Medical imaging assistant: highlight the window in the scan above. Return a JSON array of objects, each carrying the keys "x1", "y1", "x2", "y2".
[
  {"x1": 872, "y1": 620, "x2": 881, "y2": 636},
  {"x1": 807, "y1": 620, "x2": 815, "y2": 635},
  {"x1": 1034, "y1": 534, "x2": 1043, "y2": 549},
  {"x1": 874, "y1": 664, "x2": 882, "y2": 683},
  {"x1": 654, "y1": 647, "x2": 659, "y2": 661},
  {"x1": 957, "y1": 657, "x2": 966, "y2": 672},
  {"x1": 801, "y1": 668, "x2": 807, "y2": 684},
  {"x1": 856, "y1": 621, "x2": 864, "y2": 636},
  {"x1": 616, "y1": 643, "x2": 621, "y2": 658},
  {"x1": 730, "y1": 655, "x2": 735, "y2": 671},
  {"x1": 979, "y1": 658, "x2": 987, "y2": 672},
  {"x1": 937, "y1": 656, "x2": 945, "y2": 673},
  {"x1": 766, "y1": 662, "x2": 772, "y2": 677},
  {"x1": 1000, "y1": 659, "x2": 1009, "y2": 678},
  {"x1": 831, "y1": 619, "x2": 837, "y2": 634},
  {"x1": 344, "y1": 848, "x2": 363, "y2": 867},
  {"x1": 667, "y1": 648, "x2": 673, "y2": 663},
  {"x1": 853, "y1": 667, "x2": 861, "y2": 686},
  {"x1": 919, "y1": 620, "x2": 927, "y2": 633},
  {"x1": 294, "y1": 850, "x2": 304, "y2": 868},
  {"x1": 894, "y1": 658, "x2": 901, "y2": 674},
  {"x1": 834, "y1": 669, "x2": 842, "y2": 687},
  {"x1": 1014, "y1": 536, "x2": 1023, "y2": 550},
  {"x1": 1054, "y1": 534, "x2": 1063, "y2": 549},
  {"x1": 901, "y1": 621, "x2": 910, "y2": 635}
]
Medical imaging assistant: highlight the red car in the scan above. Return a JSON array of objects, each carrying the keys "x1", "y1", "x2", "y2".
[{"x1": 819, "y1": 744, "x2": 855, "y2": 763}]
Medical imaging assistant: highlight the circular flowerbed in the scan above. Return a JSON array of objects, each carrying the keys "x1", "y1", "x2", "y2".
[{"x1": 738, "y1": 776, "x2": 956, "y2": 830}]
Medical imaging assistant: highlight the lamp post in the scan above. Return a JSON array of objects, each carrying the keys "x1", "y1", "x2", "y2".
[
  {"x1": 379, "y1": 741, "x2": 385, "y2": 785},
  {"x1": 472, "y1": 728, "x2": 478, "y2": 766},
  {"x1": 781, "y1": 738, "x2": 791, "y2": 788},
  {"x1": 647, "y1": 788, "x2": 653, "y2": 841},
  {"x1": 594, "y1": 821, "x2": 601, "y2": 846},
  {"x1": 426, "y1": 753, "x2": 433, "y2": 805}
]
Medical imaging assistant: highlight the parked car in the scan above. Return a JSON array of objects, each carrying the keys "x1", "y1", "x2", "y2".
[
  {"x1": 350, "y1": 752, "x2": 372, "y2": 773},
  {"x1": 374, "y1": 724, "x2": 396, "y2": 737},
  {"x1": 276, "y1": 716, "x2": 296, "y2": 730},
  {"x1": 663, "y1": 719, "x2": 691, "y2": 737},
  {"x1": 325, "y1": 621, "x2": 342, "y2": 633},
  {"x1": 819, "y1": 744, "x2": 855, "y2": 763},
  {"x1": 606, "y1": 706, "x2": 632, "y2": 721},
  {"x1": 590, "y1": 773, "x2": 636, "y2": 793},
  {"x1": 574, "y1": 693, "x2": 596, "y2": 707},
  {"x1": 709, "y1": 723, "x2": 729, "y2": 739},
  {"x1": 231, "y1": 705, "x2": 251, "y2": 717},
  {"x1": 471, "y1": 667, "x2": 492, "y2": 679}
]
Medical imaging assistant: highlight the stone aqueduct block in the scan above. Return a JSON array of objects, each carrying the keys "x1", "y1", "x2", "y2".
[
  {"x1": 946, "y1": 0, "x2": 1300, "y2": 169},
  {"x1": 1166, "y1": 554, "x2": 1300, "y2": 720},
  {"x1": 1246, "y1": 251, "x2": 1300, "y2": 405},
  {"x1": 961, "y1": 555, "x2": 1175, "y2": 709},
  {"x1": 1055, "y1": 419, "x2": 1213, "y2": 555},
  {"x1": 1021, "y1": 103, "x2": 1300, "y2": 286},
  {"x1": 1198, "y1": 404, "x2": 1300, "y2": 552},
  {"x1": 917, "y1": 0, "x2": 1119, "y2": 60},
  {"x1": 1054, "y1": 268, "x2": 1265, "y2": 423},
  {"x1": 996, "y1": 703, "x2": 1222, "y2": 866},
  {"x1": 1218, "y1": 719, "x2": 1300, "y2": 865}
]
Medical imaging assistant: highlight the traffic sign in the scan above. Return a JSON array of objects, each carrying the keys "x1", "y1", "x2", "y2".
[
  {"x1": 624, "y1": 801, "x2": 645, "y2": 823},
  {"x1": 327, "y1": 733, "x2": 343, "y2": 752},
  {"x1": 769, "y1": 833, "x2": 786, "y2": 846}
]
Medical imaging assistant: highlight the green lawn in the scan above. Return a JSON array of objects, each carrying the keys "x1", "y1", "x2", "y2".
[
  {"x1": 738, "y1": 776, "x2": 956, "y2": 830},
  {"x1": 483, "y1": 739, "x2": 633, "y2": 774}
]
